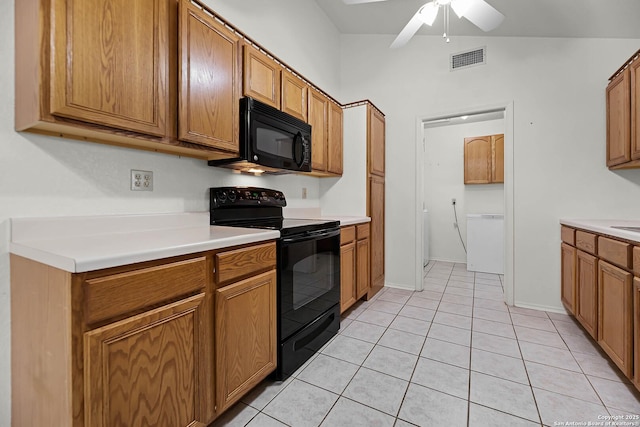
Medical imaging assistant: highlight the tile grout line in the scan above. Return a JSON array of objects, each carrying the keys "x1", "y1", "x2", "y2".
[{"x1": 508, "y1": 298, "x2": 544, "y2": 426}]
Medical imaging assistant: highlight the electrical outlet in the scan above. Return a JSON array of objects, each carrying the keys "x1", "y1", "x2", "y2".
[
  {"x1": 451, "y1": 198, "x2": 456, "y2": 205},
  {"x1": 131, "y1": 169, "x2": 153, "y2": 191},
  {"x1": 302, "y1": 187, "x2": 307, "y2": 199}
]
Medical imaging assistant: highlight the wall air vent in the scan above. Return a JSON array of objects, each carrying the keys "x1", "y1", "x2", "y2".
[{"x1": 450, "y1": 47, "x2": 486, "y2": 71}]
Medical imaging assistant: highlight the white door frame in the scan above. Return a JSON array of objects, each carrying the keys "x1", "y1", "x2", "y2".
[{"x1": 414, "y1": 101, "x2": 515, "y2": 306}]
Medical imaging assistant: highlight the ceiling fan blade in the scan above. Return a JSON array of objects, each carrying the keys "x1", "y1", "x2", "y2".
[
  {"x1": 389, "y1": 8, "x2": 425, "y2": 49},
  {"x1": 461, "y1": 0, "x2": 504, "y2": 32},
  {"x1": 342, "y1": 0, "x2": 387, "y2": 4}
]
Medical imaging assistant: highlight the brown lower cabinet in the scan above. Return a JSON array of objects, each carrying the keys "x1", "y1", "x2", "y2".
[
  {"x1": 634, "y1": 278, "x2": 640, "y2": 389},
  {"x1": 576, "y1": 250, "x2": 598, "y2": 339},
  {"x1": 340, "y1": 223, "x2": 371, "y2": 313},
  {"x1": 561, "y1": 225, "x2": 640, "y2": 387},
  {"x1": 215, "y1": 270, "x2": 277, "y2": 413},
  {"x1": 11, "y1": 240, "x2": 277, "y2": 427},
  {"x1": 598, "y1": 260, "x2": 633, "y2": 377},
  {"x1": 84, "y1": 294, "x2": 209, "y2": 427},
  {"x1": 560, "y1": 242, "x2": 576, "y2": 314}
]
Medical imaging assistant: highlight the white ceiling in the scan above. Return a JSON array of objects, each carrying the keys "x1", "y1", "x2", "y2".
[{"x1": 314, "y1": 0, "x2": 640, "y2": 41}]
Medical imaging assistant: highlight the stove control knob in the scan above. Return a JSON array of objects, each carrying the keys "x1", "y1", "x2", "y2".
[
  {"x1": 228, "y1": 191, "x2": 237, "y2": 202},
  {"x1": 218, "y1": 191, "x2": 228, "y2": 203}
]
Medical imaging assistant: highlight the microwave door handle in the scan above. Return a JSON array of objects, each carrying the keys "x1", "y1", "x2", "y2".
[{"x1": 292, "y1": 132, "x2": 305, "y2": 168}]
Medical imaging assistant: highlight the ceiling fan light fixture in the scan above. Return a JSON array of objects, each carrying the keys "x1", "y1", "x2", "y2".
[
  {"x1": 450, "y1": 0, "x2": 474, "y2": 18},
  {"x1": 418, "y1": 2, "x2": 439, "y2": 26}
]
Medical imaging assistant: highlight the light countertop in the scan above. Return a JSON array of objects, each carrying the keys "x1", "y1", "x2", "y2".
[
  {"x1": 318, "y1": 216, "x2": 370, "y2": 226},
  {"x1": 10, "y1": 212, "x2": 371, "y2": 273},
  {"x1": 9, "y1": 213, "x2": 279, "y2": 273},
  {"x1": 560, "y1": 219, "x2": 640, "y2": 244}
]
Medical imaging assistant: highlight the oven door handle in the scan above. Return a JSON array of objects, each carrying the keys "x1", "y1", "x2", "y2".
[{"x1": 281, "y1": 228, "x2": 340, "y2": 244}]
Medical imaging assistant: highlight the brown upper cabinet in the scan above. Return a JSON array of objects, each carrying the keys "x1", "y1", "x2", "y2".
[
  {"x1": 368, "y1": 106, "x2": 386, "y2": 177},
  {"x1": 327, "y1": 102, "x2": 344, "y2": 175},
  {"x1": 464, "y1": 134, "x2": 504, "y2": 184},
  {"x1": 48, "y1": 0, "x2": 174, "y2": 137},
  {"x1": 307, "y1": 88, "x2": 343, "y2": 176},
  {"x1": 606, "y1": 50, "x2": 640, "y2": 169},
  {"x1": 179, "y1": 0, "x2": 241, "y2": 154},
  {"x1": 16, "y1": 0, "x2": 245, "y2": 160},
  {"x1": 308, "y1": 87, "x2": 328, "y2": 171},
  {"x1": 281, "y1": 70, "x2": 308, "y2": 122},
  {"x1": 16, "y1": 0, "x2": 343, "y2": 173},
  {"x1": 243, "y1": 44, "x2": 281, "y2": 109}
]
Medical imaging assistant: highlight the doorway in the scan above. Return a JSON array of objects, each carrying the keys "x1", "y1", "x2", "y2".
[{"x1": 414, "y1": 102, "x2": 514, "y2": 306}]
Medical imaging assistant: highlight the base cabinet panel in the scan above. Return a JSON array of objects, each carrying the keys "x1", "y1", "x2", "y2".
[
  {"x1": 598, "y1": 261, "x2": 633, "y2": 377},
  {"x1": 356, "y1": 236, "x2": 370, "y2": 299},
  {"x1": 561, "y1": 243, "x2": 577, "y2": 314},
  {"x1": 634, "y1": 278, "x2": 640, "y2": 388},
  {"x1": 340, "y1": 241, "x2": 357, "y2": 313},
  {"x1": 369, "y1": 177, "x2": 385, "y2": 298},
  {"x1": 215, "y1": 270, "x2": 277, "y2": 413},
  {"x1": 84, "y1": 294, "x2": 208, "y2": 427},
  {"x1": 576, "y1": 250, "x2": 598, "y2": 339}
]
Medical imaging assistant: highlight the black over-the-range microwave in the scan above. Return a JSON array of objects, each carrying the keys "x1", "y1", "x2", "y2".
[{"x1": 208, "y1": 97, "x2": 312, "y2": 174}]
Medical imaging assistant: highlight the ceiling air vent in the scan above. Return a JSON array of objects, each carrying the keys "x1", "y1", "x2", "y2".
[{"x1": 450, "y1": 47, "x2": 486, "y2": 71}]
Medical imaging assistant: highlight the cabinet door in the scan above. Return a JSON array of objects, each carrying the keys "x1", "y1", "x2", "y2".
[
  {"x1": 492, "y1": 134, "x2": 505, "y2": 183},
  {"x1": 634, "y1": 278, "x2": 640, "y2": 388},
  {"x1": 308, "y1": 87, "x2": 328, "y2": 171},
  {"x1": 368, "y1": 106, "x2": 385, "y2": 177},
  {"x1": 576, "y1": 250, "x2": 598, "y2": 339},
  {"x1": 281, "y1": 70, "x2": 308, "y2": 122},
  {"x1": 356, "y1": 236, "x2": 370, "y2": 299},
  {"x1": 598, "y1": 260, "x2": 633, "y2": 377},
  {"x1": 84, "y1": 294, "x2": 209, "y2": 427},
  {"x1": 631, "y1": 58, "x2": 640, "y2": 160},
  {"x1": 179, "y1": 1, "x2": 240, "y2": 153},
  {"x1": 215, "y1": 270, "x2": 277, "y2": 413},
  {"x1": 606, "y1": 68, "x2": 631, "y2": 167},
  {"x1": 464, "y1": 136, "x2": 492, "y2": 184},
  {"x1": 243, "y1": 45, "x2": 281, "y2": 108},
  {"x1": 340, "y1": 242, "x2": 357, "y2": 313},
  {"x1": 327, "y1": 102, "x2": 344, "y2": 175},
  {"x1": 561, "y1": 243, "x2": 576, "y2": 315},
  {"x1": 51, "y1": 0, "x2": 173, "y2": 136},
  {"x1": 368, "y1": 176, "x2": 385, "y2": 297}
]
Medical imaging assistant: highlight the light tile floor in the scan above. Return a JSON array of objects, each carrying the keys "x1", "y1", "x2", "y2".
[{"x1": 213, "y1": 261, "x2": 640, "y2": 427}]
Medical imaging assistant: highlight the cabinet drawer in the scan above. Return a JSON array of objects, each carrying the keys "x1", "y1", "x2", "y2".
[
  {"x1": 341, "y1": 226, "x2": 356, "y2": 245},
  {"x1": 635, "y1": 247, "x2": 640, "y2": 276},
  {"x1": 85, "y1": 256, "x2": 208, "y2": 325},
  {"x1": 598, "y1": 236, "x2": 632, "y2": 269},
  {"x1": 561, "y1": 226, "x2": 575, "y2": 245},
  {"x1": 216, "y1": 242, "x2": 276, "y2": 285},
  {"x1": 576, "y1": 231, "x2": 597, "y2": 254},
  {"x1": 356, "y1": 223, "x2": 370, "y2": 240}
]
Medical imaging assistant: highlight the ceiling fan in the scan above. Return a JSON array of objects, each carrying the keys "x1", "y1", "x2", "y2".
[{"x1": 342, "y1": 0, "x2": 505, "y2": 48}]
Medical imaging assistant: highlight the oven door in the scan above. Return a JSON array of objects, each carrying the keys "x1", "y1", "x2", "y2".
[{"x1": 279, "y1": 227, "x2": 340, "y2": 341}]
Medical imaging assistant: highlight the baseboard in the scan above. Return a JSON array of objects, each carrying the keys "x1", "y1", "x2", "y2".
[
  {"x1": 513, "y1": 300, "x2": 567, "y2": 315},
  {"x1": 428, "y1": 257, "x2": 467, "y2": 264},
  {"x1": 383, "y1": 282, "x2": 416, "y2": 291}
]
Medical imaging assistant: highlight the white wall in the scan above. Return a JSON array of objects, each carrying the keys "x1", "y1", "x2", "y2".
[
  {"x1": 424, "y1": 119, "x2": 505, "y2": 263},
  {"x1": 0, "y1": 0, "x2": 341, "y2": 423},
  {"x1": 339, "y1": 34, "x2": 640, "y2": 311},
  {"x1": 320, "y1": 105, "x2": 368, "y2": 216}
]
